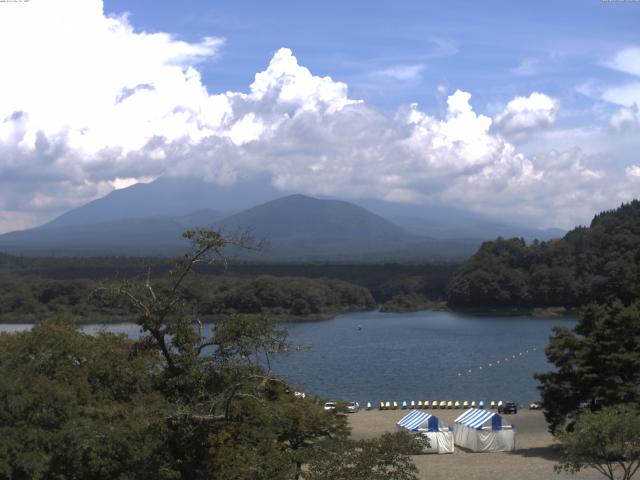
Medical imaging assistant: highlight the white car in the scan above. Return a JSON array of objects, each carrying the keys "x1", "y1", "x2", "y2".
[
  {"x1": 323, "y1": 402, "x2": 337, "y2": 412},
  {"x1": 346, "y1": 401, "x2": 360, "y2": 413}
]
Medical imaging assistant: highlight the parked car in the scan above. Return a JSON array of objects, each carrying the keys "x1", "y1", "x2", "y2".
[
  {"x1": 346, "y1": 401, "x2": 360, "y2": 413},
  {"x1": 498, "y1": 401, "x2": 518, "y2": 414},
  {"x1": 323, "y1": 402, "x2": 337, "y2": 412},
  {"x1": 529, "y1": 401, "x2": 542, "y2": 410}
]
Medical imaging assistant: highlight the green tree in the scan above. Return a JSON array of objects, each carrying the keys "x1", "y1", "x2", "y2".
[
  {"x1": 607, "y1": 251, "x2": 640, "y2": 305},
  {"x1": 536, "y1": 300, "x2": 640, "y2": 433},
  {"x1": 305, "y1": 432, "x2": 421, "y2": 480},
  {"x1": 110, "y1": 230, "x2": 338, "y2": 478},
  {"x1": 0, "y1": 319, "x2": 168, "y2": 480},
  {"x1": 273, "y1": 395, "x2": 349, "y2": 480},
  {"x1": 111, "y1": 230, "x2": 364, "y2": 478},
  {"x1": 556, "y1": 405, "x2": 640, "y2": 480}
]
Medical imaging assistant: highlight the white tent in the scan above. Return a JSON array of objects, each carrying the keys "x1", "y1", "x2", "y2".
[
  {"x1": 453, "y1": 408, "x2": 515, "y2": 452},
  {"x1": 396, "y1": 410, "x2": 454, "y2": 454}
]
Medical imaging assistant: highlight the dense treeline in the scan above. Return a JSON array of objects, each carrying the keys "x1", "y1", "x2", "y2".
[
  {"x1": 221, "y1": 263, "x2": 456, "y2": 304},
  {"x1": 189, "y1": 275, "x2": 376, "y2": 318},
  {"x1": 0, "y1": 252, "x2": 172, "y2": 279},
  {"x1": 0, "y1": 275, "x2": 376, "y2": 323},
  {"x1": 0, "y1": 253, "x2": 456, "y2": 321},
  {"x1": 0, "y1": 254, "x2": 456, "y2": 302},
  {"x1": 447, "y1": 200, "x2": 640, "y2": 309},
  {"x1": 0, "y1": 278, "x2": 107, "y2": 322}
]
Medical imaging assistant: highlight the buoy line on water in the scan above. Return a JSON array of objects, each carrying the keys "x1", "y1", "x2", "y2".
[{"x1": 455, "y1": 347, "x2": 540, "y2": 378}]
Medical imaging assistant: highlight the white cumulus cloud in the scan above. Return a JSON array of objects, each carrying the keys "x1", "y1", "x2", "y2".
[
  {"x1": 0, "y1": 0, "x2": 637, "y2": 233},
  {"x1": 492, "y1": 92, "x2": 559, "y2": 143}
]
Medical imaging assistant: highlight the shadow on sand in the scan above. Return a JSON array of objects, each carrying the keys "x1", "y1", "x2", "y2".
[
  {"x1": 453, "y1": 444, "x2": 561, "y2": 461},
  {"x1": 512, "y1": 445, "x2": 561, "y2": 462}
]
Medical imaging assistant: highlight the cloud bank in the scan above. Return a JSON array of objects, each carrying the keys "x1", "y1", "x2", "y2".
[{"x1": 0, "y1": 0, "x2": 637, "y2": 233}]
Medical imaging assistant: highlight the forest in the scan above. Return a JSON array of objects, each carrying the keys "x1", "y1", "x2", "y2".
[
  {"x1": 446, "y1": 200, "x2": 640, "y2": 309},
  {"x1": 0, "y1": 253, "x2": 457, "y2": 323}
]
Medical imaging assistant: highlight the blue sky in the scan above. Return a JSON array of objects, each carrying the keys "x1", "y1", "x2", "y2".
[
  {"x1": 104, "y1": 0, "x2": 638, "y2": 118},
  {"x1": 0, "y1": 0, "x2": 639, "y2": 232}
]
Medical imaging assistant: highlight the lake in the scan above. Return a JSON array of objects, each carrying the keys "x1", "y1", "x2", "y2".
[{"x1": 0, "y1": 309, "x2": 575, "y2": 406}]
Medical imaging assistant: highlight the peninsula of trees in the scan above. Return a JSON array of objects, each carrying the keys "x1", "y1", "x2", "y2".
[{"x1": 446, "y1": 200, "x2": 640, "y2": 310}]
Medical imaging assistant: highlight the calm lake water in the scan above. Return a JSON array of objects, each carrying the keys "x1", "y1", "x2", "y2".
[{"x1": 0, "y1": 310, "x2": 576, "y2": 405}]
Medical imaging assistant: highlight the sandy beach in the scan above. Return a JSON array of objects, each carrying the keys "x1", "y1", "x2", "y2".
[{"x1": 348, "y1": 408, "x2": 602, "y2": 480}]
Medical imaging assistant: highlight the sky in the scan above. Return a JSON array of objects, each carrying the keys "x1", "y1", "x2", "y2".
[{"x1": 0, "y1": 0, "x2": 639, "y2": 233}]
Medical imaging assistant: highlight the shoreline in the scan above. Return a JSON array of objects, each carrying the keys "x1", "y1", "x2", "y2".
[
  {"x1": 444, "y1": 306, "x2": 579, "y2": 318},
  {"x1": 0, "y1": 306, "x2": 379, "y2": 326},
  {"x1": 0, "y1": 303, "x2": 579, "y2": 325}
]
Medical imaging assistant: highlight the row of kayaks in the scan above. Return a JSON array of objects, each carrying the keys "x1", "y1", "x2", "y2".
[{"x1": 377, "y1": 400, "x2": 505, "y2": 410}]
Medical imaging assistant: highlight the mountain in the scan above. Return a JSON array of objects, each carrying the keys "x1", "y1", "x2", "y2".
[
  {"x1": 212, "y1": 194, "x2": 484, "y2": 261},
  {"x1": 0, "y1": 175, "x2": 565, "y2": 259},
  {"x1": 0, "y1": 191, "x2": 478, "y2": 259},
  {"x1": 213, "y1": 194, "x2": 417, "y2": 260},
  {"x1": 28, "y1": 176, "x2": 563, "y2": 240},
  {"x1": 216, "y1": 194, "x2": 407, "y2": 241},
  {"x1": 0, "y1": 175, "x2": 286, "y2": 256}
]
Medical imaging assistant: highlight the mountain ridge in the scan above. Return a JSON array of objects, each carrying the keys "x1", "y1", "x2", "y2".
[{"x1": 0, "y1": 176, "x2": 566, "y2": 260}]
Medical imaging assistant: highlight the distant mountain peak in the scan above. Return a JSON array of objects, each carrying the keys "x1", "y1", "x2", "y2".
[
  {"x1": 279, "y1": 193, "x2": 314, "y2": 201},
  {"x1": 215, "y1": 194, "x2": 410, "y2": 240}
]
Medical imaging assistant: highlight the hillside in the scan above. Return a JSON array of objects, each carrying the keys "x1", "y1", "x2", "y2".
[{"x1": 446, "y1": 200, "x2": 640, "y2": 309}]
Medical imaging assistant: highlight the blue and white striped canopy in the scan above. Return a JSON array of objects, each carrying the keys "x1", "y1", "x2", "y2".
[
  {"x1": 455, "y1": 408, "x2": 501, "y2": 429},
  {"x1": 397, "y1": 410, "x2": 437, "y2": 431}
]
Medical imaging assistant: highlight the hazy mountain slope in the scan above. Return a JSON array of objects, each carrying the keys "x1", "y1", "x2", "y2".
[
  {"x1": 214, "y1": 195, "x2": 478, "y2": 261},
  {"x1": 211, "y1": 194, "x2": 411, "y2": 260},
  {"x1": 0, "y1": 210, "x2": 224, "y2": 256},
  {"x1": 216, "y1": 194, "x2": 409, "y2": 240},
  {"x1": 45, "y1": 175, "x2": 287, "y2": 228},
  {"x1": 354, "y1": 197, "x2": 565, "y2": 241},
  {"x1": 37, "y1": 176, "x2": 563, "y2": 239},
  {"x1": 0, "y1": 192, "x2": 477, "y2": 259},
  {"x1": 0, "y1": 175, "x2": 564, "y2": 259}
]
